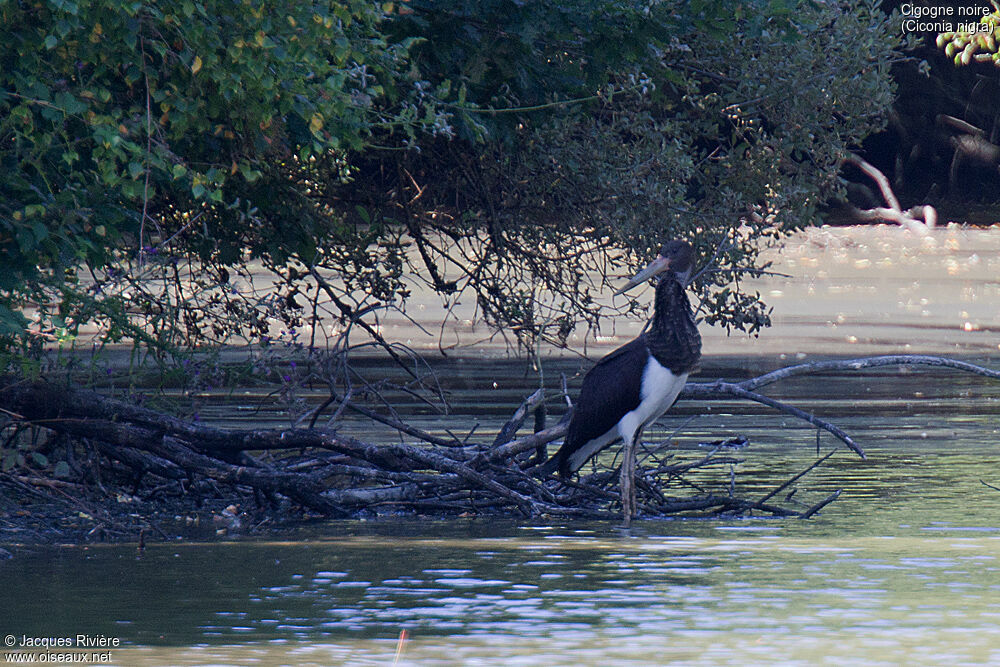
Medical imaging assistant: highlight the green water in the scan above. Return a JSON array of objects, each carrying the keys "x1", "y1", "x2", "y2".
[
  {"x1": 3, "y1": 225, "x2": 1000, "y2": 665},
  {"x1": 3, "y1": 361, "x2": 1000, "y2": 666},
  {"x1": 4, "y1": 517, "x2": 1000, "y2": 665}
]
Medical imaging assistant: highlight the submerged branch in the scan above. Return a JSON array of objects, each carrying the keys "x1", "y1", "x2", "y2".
[
  {"x1": 683, "y1": 381, "x2": 865, "y2": 458},
  {"x1": 801, "y1": 490, "x2": 843, "y2": 519},
  {"x1": 680, "y1": 354, "x2": 1000, "y2": 460},
  {"x1": 753, "y1": 449, "x2": 838, "y2": 509}
]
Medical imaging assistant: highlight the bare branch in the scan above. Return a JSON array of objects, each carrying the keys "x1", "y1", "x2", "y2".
[
  {"x1": 844, "y1": 153, "x2": 935, "y2": 233},
  {"x1": 4, "y1": 352, "x2": 997, "y2": 526},
  {"x1": 493, "y1": 388, "x2": 545, "y2": 447},
  {"x1": 937, "y1": 114, "x2": 987, "y2": 137},
  {"x1": 753, "y1": 449, "x2": 837, "y2": 509},
  {"x1": 801, "y1": 489, "x2": 842, "y2": 519},
  {"x1": 845, "y1": 153, "x2": 901, "y2": 211},
  {"x1": 735, "y1": 355, "x2": 1000, "y2": 392},
  {"x1": 681, "y1": 355, "x2": 1000, "y2": 460},
  {"x1": 683, "y1": 381, "x2": 865, "y2": 458}
]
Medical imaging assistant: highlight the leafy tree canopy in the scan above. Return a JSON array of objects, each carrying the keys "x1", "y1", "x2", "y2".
[
  {"x1": 1, "y1": 0, "x2": 906, "y2": 369},
  {"x1": 353, "y1": 0, "x2": 906, "y2": 347},
  {"x1": 1, "y1": 0, "x2": 429, "y2": 353}
]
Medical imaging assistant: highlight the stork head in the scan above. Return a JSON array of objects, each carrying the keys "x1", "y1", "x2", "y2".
[{"x1": 614, "y1": 240, "x2": 694, "y2": 295}]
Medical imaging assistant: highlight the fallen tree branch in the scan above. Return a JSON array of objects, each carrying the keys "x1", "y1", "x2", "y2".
[
  {"x1": 1, "y1": 352, "x2": 997, "y2": 525},
  {"x1": 683, "y1": 381, "x2": 865, "y2": 458},
  {"x1": 845, "y1": 153, "x2": 901, "y2": 211},
  {"x1": 679, "y1": 354, "x2": 1000, "y2": 459},
  {"x1": 326, "y1": 391, "x2": 463, "y2": 447},
  {"x1": 843, "y1": 153, "x2": 936, "y2": 233},
  {"x1": 735, "y1": 355, "x2": 1000, "y2": 390},
  {"x1": 801, "y1": 489, "x2": 842, "y2": 519},
  {"x1": 493, "y1": 388, "x2": 545, "y2": 447},
  {"x1": 936, "y1": 115, "x2": 1000, "y2": 191},
  {"x1": 848, "y1": 205, "x2": 936, "y2": 234},
  {"x1": 752, "y1": 448, "x2": 838, "y2": 510},
  {"x1": 478, "y1": 422, "x2": 567, "y2": 465}
]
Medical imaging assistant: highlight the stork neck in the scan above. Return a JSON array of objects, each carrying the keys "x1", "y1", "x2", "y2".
[{"x1": 646, "y1": 276, "x2": 702, "y2": 375}]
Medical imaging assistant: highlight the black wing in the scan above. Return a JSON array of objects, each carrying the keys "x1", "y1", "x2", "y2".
[{"x1": 541, "y1": 336, "x2": 647, "y2": 475}]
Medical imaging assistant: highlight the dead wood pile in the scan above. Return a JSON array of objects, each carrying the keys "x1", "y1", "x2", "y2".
[{"x1": 2, "y1": 355, "x2": 998, "y2": 529}]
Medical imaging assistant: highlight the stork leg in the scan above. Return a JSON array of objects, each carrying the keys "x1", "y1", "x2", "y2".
[{"x1": 620, "y1": 427, "x2": 642, "y2": 527}]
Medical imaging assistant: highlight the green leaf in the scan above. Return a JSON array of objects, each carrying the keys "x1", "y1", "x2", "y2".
[
  {"x1": 32, "y1": 222, "x2": 48, "y2": 242},
  {"x1": 0, "y1": 304, "x2": 29, "y2": 335},
  {"x1": 238, "y1": 163, "x2": 261, "y2": 182},
  {"x1": 54, "y1": 91, "x2": 87, "y2": 115}
]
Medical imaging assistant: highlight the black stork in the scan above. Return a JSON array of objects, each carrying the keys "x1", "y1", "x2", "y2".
[{"x1": 538, "y1": 240, "x2": 702, "y2": 517}]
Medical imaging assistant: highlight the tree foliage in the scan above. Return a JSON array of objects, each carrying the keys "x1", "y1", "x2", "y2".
[
  {"x1": 0, "y1": 0, "x2": 428, "y2": 355},
  {"x1": 346, "y1": 0, "x2": 905, "y2": 348},
  {"x1": 1, "y1": 0, "x2": 906, "y2": 368}
]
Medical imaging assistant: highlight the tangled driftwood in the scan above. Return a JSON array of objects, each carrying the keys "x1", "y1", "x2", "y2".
[
  {"x1": 2, "y1": 354, "x2": 998, "y2": 530},
  {"x1": 844, "y1": 154, "x2": 937, "y2": 233}
]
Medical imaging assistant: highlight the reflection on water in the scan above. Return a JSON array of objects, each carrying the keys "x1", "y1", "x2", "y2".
[
  {"x1": 5, "y1": 403, "x2": 1000, "y2": 667},
  {"x1": 6, "y1": 519, "x2": 1000, "y2": 666},
  {"x1": 4, "y1": 225, "x2": 1000, "y2": 666}
]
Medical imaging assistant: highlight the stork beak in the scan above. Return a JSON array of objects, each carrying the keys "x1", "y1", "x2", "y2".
[{"x1": 614, "y1": 255, "x2": 672, "y2": 295}]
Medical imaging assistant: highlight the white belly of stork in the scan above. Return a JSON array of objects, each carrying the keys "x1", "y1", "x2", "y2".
[{"x1": 565, "y1": 354, "x2": 689, "y2": 472}]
